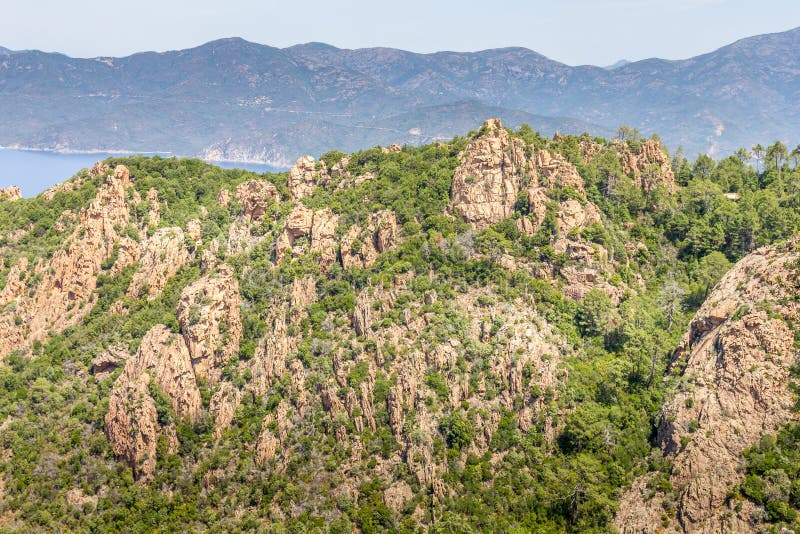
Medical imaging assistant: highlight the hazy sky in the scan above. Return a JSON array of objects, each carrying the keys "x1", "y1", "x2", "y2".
[{"x1": 2, "y1": 0, "x2": 799, "y2": 66}]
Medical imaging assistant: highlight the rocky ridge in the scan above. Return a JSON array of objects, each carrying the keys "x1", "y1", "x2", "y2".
[
  {"x1": 0, "y1": 165, "x2": 136, "y2": 357},
  {"x1": 616, "y1": 238, "x2": 800, "y2": 533}
]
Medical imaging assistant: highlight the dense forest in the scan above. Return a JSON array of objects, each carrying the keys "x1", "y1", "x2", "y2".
[{"x1": 0, "y1": 123, "x2": 798, "y2": 533}]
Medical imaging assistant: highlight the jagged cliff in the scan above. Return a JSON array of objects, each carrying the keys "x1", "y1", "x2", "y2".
[
  {"x1": 0, "y1": 120, "x2": 795, "y2": 532},
  {"x1": 616, "y1": 238, "x2": 800, "y2": 533}
]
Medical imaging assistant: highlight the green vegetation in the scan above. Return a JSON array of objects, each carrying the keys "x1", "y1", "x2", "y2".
[{"x1": 0, "y1": 129, "x2": 798, "y2": 532}]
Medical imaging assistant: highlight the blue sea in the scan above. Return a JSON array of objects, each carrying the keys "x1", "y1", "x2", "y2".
[{"x1": 0, "y1": 149, "x2": 284, "y2": 198}]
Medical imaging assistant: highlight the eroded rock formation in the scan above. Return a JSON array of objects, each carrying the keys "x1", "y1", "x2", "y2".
[
  {"x1": 449, "y1": 119, "x2": 530, "y2": 227},
  {"x1": 613, "y1": 138, "x2": 677, "y2": 193},
  {"x1": 340, "y1": 210, "x2": 399, "y2": 269},
  {"x1": 288, "y1": 156, "x2": 328, "y2": 201},
  {"x1": 177, "y1": 265, "x2": 242, "y2": 384},
  {"x1": 127, "y1": 227, "x2": 190, "y2": 300},
  {"x1": 0, "y1": 165, "x2": 136, "y2": 357},
  {"x1": 616, "y1": 238, "x2": 800, "y2": 533},
  {"x1": 275, "y1": 206, "x2": 339, "y2": 271}
]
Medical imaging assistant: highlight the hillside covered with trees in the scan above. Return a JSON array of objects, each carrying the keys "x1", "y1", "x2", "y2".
[{"x1": 0, "y1": 120, "x2": 798, "y2": 532}]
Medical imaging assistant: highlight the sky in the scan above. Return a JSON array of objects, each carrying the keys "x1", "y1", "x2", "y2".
[{"x1": 1, "y1": 0, "x2": 799, "y2": 66}]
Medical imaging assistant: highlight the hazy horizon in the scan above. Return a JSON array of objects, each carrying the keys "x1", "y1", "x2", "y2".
[{"x1": 2, "y1": 0, "x2": 799, "y2": 67}]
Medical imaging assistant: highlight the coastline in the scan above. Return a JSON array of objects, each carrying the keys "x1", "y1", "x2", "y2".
[
  {"x1": 0, "y1": 145, "x2": 172, "y2": 156},
  {"x1": 0, "y1": 146, "x2": 287, "y2": 170}
]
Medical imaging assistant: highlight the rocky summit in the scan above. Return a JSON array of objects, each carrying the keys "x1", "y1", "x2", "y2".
[{"x1": 0, "y1": 120, "x2": 799, "y2": 532}]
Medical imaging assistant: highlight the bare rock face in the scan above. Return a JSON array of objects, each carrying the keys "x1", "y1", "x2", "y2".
[
  {"x1": 275, "y1": 205, "x2": 312, "y2": 263},
  {"x1": 381, "y1": 143, "x2": 402, "y2": 154},
  {"x1": 0, "y1": 186, "x2": 22, "y2": 202},
  {"x1": 227, "y1": 180, "x2": 280, "y2": 255},
  {"x1": 105, "y1": 325, "x2": 205, "y2": 479},
  {"x1": 90, "y1": 162, "x2": 110, "y2": 176},
  {"x1": 210, "y1": 382, "x2": 243, "y2": 440},
  {"x1": 92, "y1": 344, "x2": 127, "y2": 380},
  {"x1": 556, "y1": 199, "x2": 602, "y2": 236},
  {"x1": 0, "y1": 165, "x2": 134, "y2": 358},
  {"x1": 127, "y1": 227, "x2": 190, "y2": 300},
  {"x1": 235, "y1": 180, "x2": 280, "y2": 222},
  {"x1": 340, "y1": 210, "x2": 399, "y2": 269},
  {"x1": 616, "y1": 238, "x2": 800, "y2": 533},
  {"x1": 275, "y1": 206, "x2": 339, "y2": 271},
  {"x1": 449, "y1": 119, "x2": 530, "y2": 227},
  {"x1": 177, "y1": 265, "x2": 243, "y2": 384},
  {"x1": 285, "y1": 204, "x2": 314, "y2": 237},
  {"x1": 255, "y1": 401, "x2": 292, "y2": 466},
  {"x1": 105, "y1": 373, "x2": 160, "y2": 480},
  {"x1": 255, "y1": 424, "x2": 280, "y2": 465},
  {"x1": 126, "y1": 325, "x2": 202, "y2": 420},
  {"x1": 578, "y1": 136, "x2": 603, "y2": 163},
  {"x1": 288, "y1": 156, "x2": 328, "y2": 201},
  {"x1": 249, "y1": 313, "x2": 293, "y2": 397},
  {"x1": 290, "y1": 276, "x2": 317, "y2": 311},
  {"x1": 533, "y1": 149, "x2": 585, "y2": 194},
  {"x1": 0, "y1": 257, "x2": 28, "y2": 305},
  {"x1": 309, "y1": 209, "x2": 339, "y2": 270},
  {"x1": 185, "y1": 219, "x2": 202, "y2": 244},
  {"x1": 613, "y1": 139, "x2": 677, "y2": 193},
  {"x1": 0, "y1": 259, "x2": 30, "y2": 352},
  {"x1": 216, "y1": 189, "x2": 231, "y2": 207},
  {"x1": 145, "y1": 188, "x2": 160, "y2": 228},
  {"x1": 352, "y1": 292, "x2": 373, "y2": 336}
]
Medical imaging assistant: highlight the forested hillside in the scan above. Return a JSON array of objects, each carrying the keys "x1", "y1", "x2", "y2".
[{"x1": 0, "y1": 120, "x2": 798, "y2": 532}]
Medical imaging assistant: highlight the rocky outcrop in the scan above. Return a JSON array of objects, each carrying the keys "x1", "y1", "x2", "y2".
[
  {"x1": 235, "y1": 180, "x2": 280, "y2": 222},
  {"x1": 255, "y1": 423, "x2": 280, "y2": 465},
  {"x1": 210, "y1": 382, "x2": 243, "y2": 440},
  {"x1": 613, "y1": 138, "x2": 677, "y2": 193},
  {"x1": 352, "y1": 292, "x2": 373, "y2": 337},
  {"x1": 92, "y1": 344, "x2": 127, "y2": 380},
  {"x1": 177, "y1": 265, "x2": 242, "y2": 384},
  {"x1": 0, "y1": 165, "x2": 135, "y2": 358},
  {"x1": 340, "y1": 210, "x2": 399, "y2": 269},
  {"x1": 185, "y1": 219, "x2": 202, "y2": 245},
  {"x1": 0, "y1": 258, "x2": 28, "y2": 305},
  {"x1": 288, "y1": 156, "x2": 328, "y2": 201},
  {"x1": 449, "y1": 119, "x2": 530, "y2": 227},
  {"x1": 105, "y1": 324, "x2": 204, "y2": 480},
  {"x1": 290, "y1": 276, "x2": 316, "y2": 311},
  {"x1": 0, "y1": 186, "x2": 21, "y2": 202},
  {"x1": 616, "y1": 238, "x2": 800, "y2": 533},
  {"x1": 127, "y1": 325, "x2": 202, "y2": 420},
  {"x1": 127, "y1": 227, "x2": 189, "y2": 300},
  {"x1": 145, "y1": 188, "x2": 160, "y2": 228},
  {"x1": 255, "y1": 401, "x2": 293, "y2": 466},
  {"x1": 227, "y1": 180, "x2": 281, "y2": 255},
  {"x1": 275, "y1": 206, "x2": 339, "y2": 271},
  {"x1": 105, "y1": 372, "x2": 160, "y2": 480},
  {"x1": 381, "y1": 144, "x2": 402, "y2": 154},
  {"x1": 309, "y1": 209, "x2": 338, "y2": 270},
  {"x1": 532, "y1": 149, "x2": 585, "y2": 194},
  {"x1": 216, "y1": 189, "x2": 231, "y2": 207},
  {"x1": 249, "y1": 312, "x2": 294, "y2": 397}
]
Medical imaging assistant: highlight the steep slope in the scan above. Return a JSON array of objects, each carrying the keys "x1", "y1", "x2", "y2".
[
  {"x1": 1, "y1": 121, "x2": 799, "y2": 531},
  {"x1": 616, "y1": 238, "x2": 800, "y2": 533}
]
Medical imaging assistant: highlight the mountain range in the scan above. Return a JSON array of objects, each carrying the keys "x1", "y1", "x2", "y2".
[{"x1": 1, "y1": 27, "x2": 799, "y2": 166}]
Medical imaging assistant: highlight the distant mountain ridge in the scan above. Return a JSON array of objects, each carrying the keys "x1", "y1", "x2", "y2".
[{"x1": 1, "y1": 27, "x2": 799, "y2": 165}]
